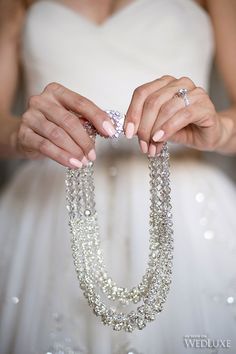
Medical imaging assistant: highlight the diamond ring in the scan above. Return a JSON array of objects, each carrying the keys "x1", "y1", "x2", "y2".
[{"x1": 175, "y1": 88, "x2": 190, "y2": 107}]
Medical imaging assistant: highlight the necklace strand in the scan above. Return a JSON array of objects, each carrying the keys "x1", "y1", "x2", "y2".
[{"x1": 65, "y1": 110, "x2": 173, "y2": 331}]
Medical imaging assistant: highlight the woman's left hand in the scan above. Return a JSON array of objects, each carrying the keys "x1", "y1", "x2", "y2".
[{"x1": 124, "y1": 75, "x2": 223, "y2": 156}]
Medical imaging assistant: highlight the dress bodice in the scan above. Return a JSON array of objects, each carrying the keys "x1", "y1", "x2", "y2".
[
  {"x1": 21, "y1": 0, "x2": 214, "y2": 153},
  {"x1": 21, "y1": 0, "x2": 214, "y2": 112},
  {"x1": 3, "y1": 5, "x2": 236, "y2": 354}
]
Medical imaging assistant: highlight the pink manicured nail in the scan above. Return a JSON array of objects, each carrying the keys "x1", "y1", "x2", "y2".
[
  {"x1": 125, "y1": 122, "x2": 135, "y2": 139},
  {"x1": 102, "y1": 121, "x2": 116, "y2": 137},
  {"x1": 81, "y1": 156, "x2": 89, "y2": 165},
  {"x1": 88, "y1": 149, "x2": 96, "y2": 161},
  {"x1": 139, "y1": 140, "x2": 148, "y2": 154},
  {"x1": 152, "y1": 130, "x2": 165, "y2": 142},
  {"x1": 148, "y1": 144, "x2": 156, "y2": 157},
  {"x1": 69, "y1": 158, "x2": 83, "y2": 168}
]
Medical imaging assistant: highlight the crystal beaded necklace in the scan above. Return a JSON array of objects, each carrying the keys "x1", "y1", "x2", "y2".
[{"x1": 65, "y1": 110, "x2": 173, "y2": 332}]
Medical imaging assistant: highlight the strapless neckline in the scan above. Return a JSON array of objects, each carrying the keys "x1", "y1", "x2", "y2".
[
  {"x1": 41, "y1": 0, "x2": 148, "y2": 28},
  {"x1": 22, "y1": 0, "x2": 214, "y2": 115},
  {"x1": 39, "y1": 0, "x2": 210, "y2": 30}
]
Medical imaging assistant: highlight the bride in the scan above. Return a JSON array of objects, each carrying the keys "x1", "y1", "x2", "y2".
[{"x1": 0, "y1": 0, "x2": 236, "y2": 353}]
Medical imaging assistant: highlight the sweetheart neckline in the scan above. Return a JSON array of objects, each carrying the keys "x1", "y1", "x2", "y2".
[
  {"x1": 38, "y1": 0, "x2": 211, "y2": 30},
  {"x1": 41, "y1": 0, "x2": 147, "y2": 28}
]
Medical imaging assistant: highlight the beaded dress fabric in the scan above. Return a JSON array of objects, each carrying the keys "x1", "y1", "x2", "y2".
[{"x1": 0, "y1": 0, "x2": 236, "y2": 353}]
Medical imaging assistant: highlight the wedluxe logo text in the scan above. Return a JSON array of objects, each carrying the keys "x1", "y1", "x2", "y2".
[{"x1": 183, "y1": 335, "x2": 231, "y2": 350}]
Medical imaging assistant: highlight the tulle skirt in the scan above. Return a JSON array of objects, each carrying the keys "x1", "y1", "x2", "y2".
[{"x1": 0, "y1": 152, "x2": 236, "y2": 354}]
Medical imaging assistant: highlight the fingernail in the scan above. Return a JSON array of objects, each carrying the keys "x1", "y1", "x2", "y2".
[
  {"x1": 102, "y1": 121, "x2": 116, "y2": 137},
  {"x1": 125, "y1": 122, "x2": 135, "y2": 139},
  {"x1": 81, "y1": 156, "x2": 89, "y2": 165},
  {"x1": 139, "y1": 140, "x2": 148, "y2": 154},
  {"x1": 69, "y1": 158, "x2": 83, "y2": 168},
  {"x1": 88, "y1": 149, "x2": 96, "y2": 161},
  {"x1": 152, "y1": 129, "x2": 165, "y2": 142},
  {"x1": 148, "y1": 144, "x2": 156, "y2": 157}
]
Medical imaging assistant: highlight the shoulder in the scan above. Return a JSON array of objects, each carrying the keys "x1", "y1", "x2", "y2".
[
  {"x1": 205, "y1": 0, "x2": 236, "y2": 101},
  {"x1": 0, "y1": 1, "x2": 28, "y2": 42}
]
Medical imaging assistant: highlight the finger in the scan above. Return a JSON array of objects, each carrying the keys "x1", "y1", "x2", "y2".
[
  {"x1": 23, "y1": 109, "x2": 88, "y2": 164},
  {"x1": 32, "y1": 104, "x2": 96, "y2": 161},
  {"x1": 156, "y1": 142, "x2": 164, "y2": 155},
  {"x1": 17, "y1": 124, "x2": 42, "y2": 159},
  {"x1": 138, "y1": 77, "x2": 195, "y2": 145},
  {"x1": 19, "y1": 126, "x2": 84, "y2": 168},
  {"x1": 138, "y1": 139, "x2": 148, "y2": 154},
  {"x1": 150, "y1": 87, "x2": 204, "y2": 142},
  {"x1": 139, "y1": 140, "x2": 164, "y2": 156},
  {"x1": 125, "y1": 75, "x2": 175, "y2": 138},
  {"x1": 148, "y1": 143, "x2": 156, "y2": 157},
  {"x1": 138, "y1": 140, "x2": 163, "y2": 156},
  {"x1": 42, "y1": 83, "x2": 116, "y2": 137},
  {"x1": 153, "y1": 103, "x2": 210, "y2": 144}
]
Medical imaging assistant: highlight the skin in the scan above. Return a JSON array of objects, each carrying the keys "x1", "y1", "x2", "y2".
[
  {"x1": 124, "y1": 0, "x2": 236, "y2": 156},
  {"x1": 0, "y1": 0, "x2": 236, "y2": 169}
]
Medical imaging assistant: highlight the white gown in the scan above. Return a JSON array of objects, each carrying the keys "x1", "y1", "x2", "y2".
[{"x1": 1, "y1": 1, "x2": 236, "y2": 353}]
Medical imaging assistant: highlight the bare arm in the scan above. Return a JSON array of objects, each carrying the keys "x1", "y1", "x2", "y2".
[
  {"x1": 124, "y1": 0, "x2": 236, "y2": 156},
  {"x1": 0, "y1": 4, "x2": 24, "y2": 157},
  {"x1": 0, "y1": 5, "x2": 116, "y2": 167},
  {"x1": 207, "y1": 0, "x2": 236, "y2": 154}
]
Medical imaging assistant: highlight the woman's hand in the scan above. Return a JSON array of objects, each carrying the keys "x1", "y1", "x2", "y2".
[
  {"x1": 15, "y1": 82, "x2": 116, "y2": 167},
  {"x1": 124, "y1": 75, "x2": 224, "y2": 155}
]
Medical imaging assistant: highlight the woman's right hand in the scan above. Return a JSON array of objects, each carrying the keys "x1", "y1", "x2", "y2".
[{"x1": 15, "y1": 82, "x2": 116, "y2": 168}]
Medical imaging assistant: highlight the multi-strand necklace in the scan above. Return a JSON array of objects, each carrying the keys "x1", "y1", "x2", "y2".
[{"x1": 65, "y1": 110, "x2": 173, "y2": 332}]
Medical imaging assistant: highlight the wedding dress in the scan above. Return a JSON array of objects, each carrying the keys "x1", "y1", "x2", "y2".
[{"x1": 1, "y1": 0, "x2": 236, "y2": 353}]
